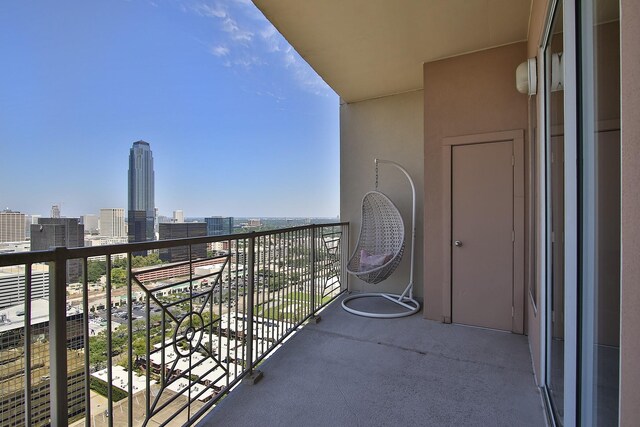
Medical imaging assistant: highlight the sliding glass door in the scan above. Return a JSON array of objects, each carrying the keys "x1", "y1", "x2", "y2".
[
  {"x1": 542, "y1": 0, "x2": 621, "y2": 425},
  {"x1": 579, "y1": 0, "x2": 621, "y2": 425},
  {"x1": 545, "y1": 1, "x2": 565, "y2": 423}
]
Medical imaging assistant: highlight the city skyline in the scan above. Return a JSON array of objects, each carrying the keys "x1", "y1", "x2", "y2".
[{"x1": 0, "y1": 1, "x2": 340, "y2": 219}]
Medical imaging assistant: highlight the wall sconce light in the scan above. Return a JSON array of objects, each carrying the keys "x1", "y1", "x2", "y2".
[{"x1": 516, "y1": 57, "x2": 537, "y2": 95}]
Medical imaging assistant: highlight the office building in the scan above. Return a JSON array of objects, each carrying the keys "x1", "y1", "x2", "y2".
[
  {"x1": 0, "y1": 210, "x2": 25, "y2": 243},
  {"x1": 205, "y1": 216, "x2": 234, "y2": 236},
  {"x1": 158, "y1": 223, "x2": 206, "y2": 262},
  {"x1": 0, "y1": 299, "x2": 85, "y2": 426},
  {"x1": 173, "y1": 210, "x2": 184, "y2": 223},
  {"x1": 128, "y1": 140, "x2": 155, "y2": 244},
  {"x1": 30, "y1": 218, "x2": 84, "y2": 282},
  {"x1": 24, "y1": 215, "x2": 40, "y2": 239},
  {"x1": 0, "y1": 264, "x2": 49, "y2": 309},
  {"x1": 157, "y1": 215, "x2": 171, "y2": 224},
  {"x1": 247, "y1": 219, "x2": 261, "y2": 227},
  {"x1": 80, "y1": 214, "x2": 99, "y2": 234},
  {"x1": 50, "y1": 205, "x2": 60, "y2": 218},
  {"x1": 100, "y1": 208, "x2": 126, "y2": 237}
]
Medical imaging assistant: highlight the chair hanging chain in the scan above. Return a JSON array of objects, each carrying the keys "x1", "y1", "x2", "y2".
[{"x1": 375, "y1": 161, "x2": 379, "y2": 190}]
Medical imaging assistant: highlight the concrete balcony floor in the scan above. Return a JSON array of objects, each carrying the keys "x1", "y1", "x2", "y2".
[{"x1": 199, "y1": 294, "x2": 546, "y2": 426}]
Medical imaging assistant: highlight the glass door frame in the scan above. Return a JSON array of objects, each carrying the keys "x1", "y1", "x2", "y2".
[{"x1": 540, "y1": 0, "x2": 579, "y2": 425}]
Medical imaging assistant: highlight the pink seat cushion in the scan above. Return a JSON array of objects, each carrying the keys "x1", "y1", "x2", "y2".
[{"x1": 360, "y1": 250, "x2": 393, "y2": 270}]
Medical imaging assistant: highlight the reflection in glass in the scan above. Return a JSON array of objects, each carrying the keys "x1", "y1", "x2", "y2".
[
  {"x1": 546, "y1": 1, "x2": 564, "y2": 423},
  {"x1": 529, "y1": 94, "x2": 537, "y2": 307},
  {"x1": 581, "y1": 0, "x2": 620, "y2": 424}
]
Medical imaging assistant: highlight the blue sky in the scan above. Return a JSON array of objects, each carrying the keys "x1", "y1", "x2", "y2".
[{"x1": 0, "y1": 0, "x2": 340, "y2": 219}]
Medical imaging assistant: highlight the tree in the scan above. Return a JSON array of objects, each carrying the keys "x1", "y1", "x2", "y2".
[
  {"x1": 132, "y1": 337, "x2": 147, "y2": 357},
  {"x1": 289, "y1": 272, "x2": 300, "y2": 284},
  {"x1": 89, "y1": 334, "x2": 108, "y2": 369},
  {"x1": 111, "y1": 268, "x2": 127, "y2": 288},
  {"x1": 131, "y1": 253, "x2": 161, "y2": 268},
  {"x1": 87, "y1": 260, "x2": 106, "y2": 283}
]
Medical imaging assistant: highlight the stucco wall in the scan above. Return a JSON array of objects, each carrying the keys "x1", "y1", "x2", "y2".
[
  {"x1": 423, "y1": 42, "x2": 529, "y2": 322},
  {"x1": 340, "y1": 90, "x2": 425, "y2": 298},
  {"x1": 620, "y1": 0, "x2": 640, "y2": 424}
]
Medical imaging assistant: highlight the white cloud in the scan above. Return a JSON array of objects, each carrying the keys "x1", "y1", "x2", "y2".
[
  {"x1": 222, "y1": 55, "x2": 263, "y2": 69},
  {"x1": 260, "y1": 25, "x2": 281, "y2": 52},
  {"x1": 192, "y1": 3, "x2": 226, "y2": 18},
  {"x1": 190, "y1": 0, "x2": 331, "y2": 95},
  {"x1": 210, "y1": 45, "x2": 230, "y2": 56},
  {"x1": 222, "y1": 17, "x2": 253, "y2": 42}
]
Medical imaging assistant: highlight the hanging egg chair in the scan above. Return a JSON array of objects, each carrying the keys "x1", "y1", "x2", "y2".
[
  {"x1": 342, "y1": 159, "x2": 420, "y2": 318},
  {"x1": 347, "y1": 191, "x2": 405, "y2": 284}
]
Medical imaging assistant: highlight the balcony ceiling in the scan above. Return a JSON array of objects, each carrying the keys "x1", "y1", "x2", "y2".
[{"x1": 253, "y1": 0, "x2": 532, "y2": 103}]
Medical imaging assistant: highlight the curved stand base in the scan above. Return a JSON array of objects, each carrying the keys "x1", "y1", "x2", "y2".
[{"x1": 341, "y1": 292, "x2": 420, "y2": 319}]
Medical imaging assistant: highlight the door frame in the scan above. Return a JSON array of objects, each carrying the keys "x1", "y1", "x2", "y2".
[{"x1": 441, "y1": 129, "x2": 525, "y2": 333}]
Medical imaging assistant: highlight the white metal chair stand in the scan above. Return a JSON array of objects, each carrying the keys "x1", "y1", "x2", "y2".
[{"x1": 342, "y1": 159, "x2": 420, "y2": 318}]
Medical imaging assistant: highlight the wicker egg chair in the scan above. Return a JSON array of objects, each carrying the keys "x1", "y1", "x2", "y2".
[
  {"x1": 342, "y1": 159, "x2": 420, "y2": 318},
  {"x1": 347, "y1": 191, "x2": 405, "y2": 284}
]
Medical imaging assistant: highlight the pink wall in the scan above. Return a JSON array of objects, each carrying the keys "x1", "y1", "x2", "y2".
[
  {"x1": 423, "y1": 42, "x2": 528, "y2": 321},
  {"x1": 620, "y1": 0, "x2": 640, "y2": 424}
]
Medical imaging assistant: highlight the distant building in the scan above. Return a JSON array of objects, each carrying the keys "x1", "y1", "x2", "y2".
[
  {"x1": 128, "y1": 140, "x2": 155, "y2": 245},
  {"x1": 100, "y1": 208, "x2": 126, "y2": 237},
  {"x1": 30, "y1": 218, "x2": 84, "y2": 282},
  {"x1": 24, "y1": 215, "x2": 41, "y2": 239},
  {"x1": 173, "y1": 210, "x2": 184, "y2": 223},
  {"x1": 80, "y1": 214, "x2": 99, "y2": 234},
  {"x1": 0, "y1": 210, "x2": 25, "y2": 243},
  {"x1": 158, "y1": 223, "x2": 207, "y2": 262},
  {"x1": 0, "y1": 241, "x2": 30, "y2": 255},
  {"x1": 205, "y1": 216, "x2": 234, "y2": 236},
  {"x1": 247, "y1": 219, "x2": 261, "y2": 227},
  {"x1": 158, "y1": 215, "x2": 171, "y2": 224},
  {"x1": 0, "y1": 299, "x2": 85, "y2": 426},
  {"x1": 50, "y1": 204, "x2": 60, "y2": 218},
  {"x1": 84, "y1": 236, "x2": 128, "y2": 260},
  {"x1": 0, "y1": 264, "x2": 49, "y2": 309}
]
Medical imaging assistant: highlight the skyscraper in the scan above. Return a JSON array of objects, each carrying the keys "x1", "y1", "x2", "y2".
[
  {"x1": 100, "y1": 208, "x2": 126, "y2": 237},
  {"x1": 50, "y1": 205, "x2": 60, "y2": 218},
  {"x1": 30, "y1": 218, "x2": 84, "y2": 282},
  {"x1": 0, "y1": 210, "x2": 26, "y2": 243},
  {"x1": 127, "y1": 140, "x2": 155, "y2": 244}
]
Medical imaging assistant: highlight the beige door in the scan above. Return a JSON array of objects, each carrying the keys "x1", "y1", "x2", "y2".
[{"x1": 452, "y1": 141, "x2": 514, "y2": 331}]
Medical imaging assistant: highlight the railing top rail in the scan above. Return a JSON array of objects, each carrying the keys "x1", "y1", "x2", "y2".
[{"x1": 0, "y1": 222, "x2": 349, "y2": 267}]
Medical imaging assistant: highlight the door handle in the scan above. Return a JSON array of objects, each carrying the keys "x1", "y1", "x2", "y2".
[{"x1": 454, "y1": 240, "x2": 463, "y2": 247}]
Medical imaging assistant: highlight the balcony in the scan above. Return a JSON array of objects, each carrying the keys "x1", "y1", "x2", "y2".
[
  {"x1": 202, "y1": 295, "x2": 545, "y2": 426},
  {"x1": 0, "y1": 223, "x2": 545, "y2": 426}
]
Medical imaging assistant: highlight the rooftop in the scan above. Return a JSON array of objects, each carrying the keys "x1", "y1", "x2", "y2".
[{"x1": 0, "y1": 298, "x2": 81, "y2": 333}]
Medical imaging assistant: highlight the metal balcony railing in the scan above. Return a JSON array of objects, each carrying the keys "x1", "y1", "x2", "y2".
[{"x1": 0, "y1": 222, "x2": 348, "y2": 426}]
